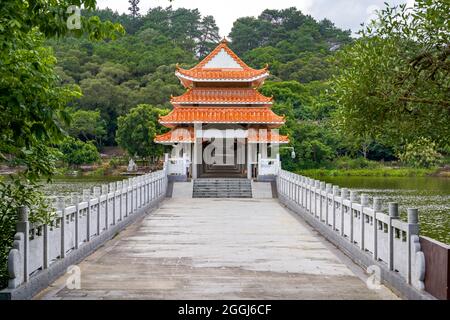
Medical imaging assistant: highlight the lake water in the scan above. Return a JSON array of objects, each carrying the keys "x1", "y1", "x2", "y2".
[
  {"x1": 306, "y1": 176, "x2": 450, "y2": 245},
  {"x1": 42, "y1": 175, "x2": 450, "y2": 244},
  {"x1": 41, "y1": 176, "x2": 126, "y2": 197}
]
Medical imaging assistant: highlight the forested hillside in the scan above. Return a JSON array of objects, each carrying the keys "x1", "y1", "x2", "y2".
[
  {"x1": 48, "y1": 4, "x2": 448, "y2": 170},
  {"x1": 49, "y1": 6, "x2": 356, "y2": 168}
]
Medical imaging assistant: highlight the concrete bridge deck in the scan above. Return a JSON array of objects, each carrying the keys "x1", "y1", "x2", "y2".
[{"x1": 35, "y1": 187, "x2": 397, "y2": 299}]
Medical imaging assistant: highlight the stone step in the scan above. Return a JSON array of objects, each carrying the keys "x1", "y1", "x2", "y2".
[{"x1": 193, "y1": 178, "x2": 252, "y2": 199}]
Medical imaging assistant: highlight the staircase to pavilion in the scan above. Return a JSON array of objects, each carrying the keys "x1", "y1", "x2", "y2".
[{"x1": 193, "y1": 178, "x2": 252, "y2": 198}]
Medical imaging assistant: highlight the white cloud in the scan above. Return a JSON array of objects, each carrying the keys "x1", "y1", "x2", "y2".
[{"x1": 96, "y1": 0, "x2": 414, "y2": 36}]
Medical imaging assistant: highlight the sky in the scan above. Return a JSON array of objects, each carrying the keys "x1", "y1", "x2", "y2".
[{"x1": 96, "y1": 0, "x2": 415, "y2": 37}]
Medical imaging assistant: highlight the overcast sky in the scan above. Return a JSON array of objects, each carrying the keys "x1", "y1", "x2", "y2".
[{"x1": 96, "y1": 0, "x2": 415, "y2": 37}]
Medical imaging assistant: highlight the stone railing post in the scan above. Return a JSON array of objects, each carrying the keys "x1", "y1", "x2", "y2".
[
  {"x1": 143, "y1": 177, "x2": 148, "y2": 205},
  {"x1": 101, "y1": 184, "x2": 108, "y2": 230},
  {"x1": 72, "y1": 193, "x2": 80, "y2": 250},
  {"x1": 297, "y1": 176, "x2": 302, "y2": 207},
  {"x1": 407, "y1": 208, "x2": 419, "y2": 284},
  {"x1": 83, "y1": 189, "x2": 91, "y2": 241},
  {"x1": 349, "y1": 191, "x2": 357, "y2": 243},
  {"x1": 314, "y1": 180, "x2": 320, "y2": 218},
  {"x1": 332, "y1": 186, "x2": 339, "y2": 231},
  {"x1": 8, "y1": 231, "x2": 25, "y2": 289},
  {"x1": 373, "y1": 197, "x2": 382, "y2": 260},
  {"x1": 287, "y1": 174, "x2": 292, "y2": 200},
  {"x1": 122, "y1": 181, "x2": 129, "y2": 217},
  {"x1": 140, "y1": 176, "x2": 145, "y2": 203},
  {"x1": 308, "y1": 178, "x2": 312, "y2": 212},
  {"x1": 319, "y1": 182, "x2": 326, "y2": 221},
  {"x1": 117, "y1": 181, "x2": 123, "y2": 221},
  {"x1": 93, "y1": 187, "x2": 101, "y2": 235},
  {"x1": 16, "y1": 206, "x2": 29, "y2": 283},
  {"x1": 43, "y1": 218, "x2": 49, "y2": 270},
  {"x1": 388, "y1": 202, "x2": 399, "y2": 270},
  {"x1": 299, "y1": 176, "x2": 303, "y2": 206},
  {"x1": 57, "y1": 196, "x2": 66, "y2": 258},
  {"x1": 109, "y1": 182, "x2": 116, "y2": 225},
  {"x1": 360, "y1": 194, "x2": 369, "y2": 250},
  {"x1": 294, "y1": 175, "x2": 298, "y2": 203},
  {"x1": 134, "y1": 178, "x2": 138, "y2": 211},
  {"x1": 325, "y1": 184, "x2": 331, "y2": 225},
  {"x1": 340, "y1": 188, "x2": 348, "y2": 236}
]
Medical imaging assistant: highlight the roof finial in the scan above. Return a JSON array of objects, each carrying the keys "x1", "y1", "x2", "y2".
[{"x1": 221, "y1": 37, "x2": 228, "y2": 44}]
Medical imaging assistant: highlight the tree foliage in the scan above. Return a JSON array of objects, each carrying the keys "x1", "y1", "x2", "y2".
[
  {"x1": 65, "y1": 109, "x2": 107, "y2": 146},
  {"x1": 48, "y1": 6, "x2": 222, "y2": 144},
  {"x1": 398, "y1": 137, "x2": 442, "y2": 168},
  {"x1": 59, "y1": 137, "x2": 100, "y2": 166},
  {"x1": 116, "y1": 105, "x2": 169, "y2": 159},
  {"x1": 128, "y1": 0, "x2": 140, "y2": 18},
  {"x1": 0, "y1": 0, "x2": 123, "y2": 289},
  {"x1": 332, "y1": 0, "x2": 450, "y2": 152},
  {"x1": 230, "y1": 8, "x2": 352, "y2": 81}
]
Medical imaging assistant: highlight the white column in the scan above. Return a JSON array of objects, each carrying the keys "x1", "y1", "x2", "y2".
[
  {"x1": 192, "y1": 138, "x2": 200, "y2": 179},
  {"x1": 247, "y1": 143, "x2": 252, "y2": 179}
]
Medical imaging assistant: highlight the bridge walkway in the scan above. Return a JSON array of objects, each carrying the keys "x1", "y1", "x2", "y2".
[{"x1": 35, "y1": 183, "x2": 397, "y2": 300}]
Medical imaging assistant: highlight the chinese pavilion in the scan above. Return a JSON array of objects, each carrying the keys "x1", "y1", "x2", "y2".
[{"x1": 155, "y1": 39, "x2": 288, "y2": 179}]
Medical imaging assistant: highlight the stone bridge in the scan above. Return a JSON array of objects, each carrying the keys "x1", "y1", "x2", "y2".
[{"x1": 1, "y1": 169, "x2": 441, "y2": 300}]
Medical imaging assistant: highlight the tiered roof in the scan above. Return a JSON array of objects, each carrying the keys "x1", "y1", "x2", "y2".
[
  {"x1": 159, "y1": 107, "x2": 285, "y2": 127},
  {"x1": 154, "y1": 126, "x2": 289, "y2": 144},
  {"x1": 155, "y1": 39, "x2": 288, "y2": 145},
  {"x1": 175, "y1": 39, "x2": 269, "y2": 87},
  {"x1": 171, "y1": 88, "x2": 273, "y2": 105},
  {"x1": 154, "y1": 127, "x2": 194, "y2": 144},
  {"x1": 247, "y1": 128, "x2": 289, "y2": 144}
]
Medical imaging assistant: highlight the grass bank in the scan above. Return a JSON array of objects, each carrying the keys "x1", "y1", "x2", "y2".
[{"x1": 297, "y1": 167, "x2": 437, "y2": 177}]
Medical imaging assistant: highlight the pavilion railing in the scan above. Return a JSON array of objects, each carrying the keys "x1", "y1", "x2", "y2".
[{"x1": 277, "y1": 169, "x2": 426, "y2": 293}]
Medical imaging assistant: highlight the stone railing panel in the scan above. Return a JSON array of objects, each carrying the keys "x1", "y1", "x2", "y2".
[
  {"x1": 277, "y1": 170, "x2": 429, "y2": 298},
  {"x1": 2, "y1": 169, "x2": 168, "y2": 299}
]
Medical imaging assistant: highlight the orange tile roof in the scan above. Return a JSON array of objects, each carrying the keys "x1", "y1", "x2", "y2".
[
  {"x1": 171, "y1": 88, "x2": 273, "y2": 105},
  {"x1": 154, "y1": 127, "x2": 289, "y2": 144},
  {"x1": 159, "y1": 107, "x2": 285, "y2": 126},
  {"x1": 176, "y1": 68, "x2": 268, "y2": 81},
  {"x1": 247, "y1": 128, "x2": 289, "y2": 144},
  {"x1": 176, "y1": 39, "x2": 269, "y2": 81},
  {"x1": 154, "y1": 127, "x2": 194, "y2": 144}
]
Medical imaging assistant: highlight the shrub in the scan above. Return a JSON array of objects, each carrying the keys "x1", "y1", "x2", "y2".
[
  {"x1": 398, "y1": 137, "x2": 441, "y2": 168},
  {"x1": 333, "y1": 156, "x2": 381, "y2": 170},
  {"x1": 59, "y1": 137, "x2": 100, "y2": 166},
  {"x1": 0, "y1": 177, "x2": 55, "y2": 288},
  {"x1": 109, "y1": 158, "x2": 121, "y2": 169}
]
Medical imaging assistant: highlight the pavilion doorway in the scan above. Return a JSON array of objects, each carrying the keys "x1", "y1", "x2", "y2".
[{"x1": 198, "y1": 138, "x2": 247, "y2": 178}]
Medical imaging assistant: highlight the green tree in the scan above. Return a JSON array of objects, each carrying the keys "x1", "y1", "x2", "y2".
[
  {"x1": 59, "y1": 137, "x2": 100, "y2": 166},
  {"x1": 398, "y1": 137, "x2": 442, "y2": 168},
  {"x1": 332, "y1": 0, "x2": 450, "y2": 152},
  {"x1": 197, "y1": 15, "x2": 221, "y2": 57},
  {"x1": 0, "y1": 0, "x2": 123, "y2": 288},
  {"x1": 116, "y1": 104, "x2": 169, "y2": 159},
  {"x1": 128, "y1": 0, "x2": 140, "y2": 18},
  {"x1": 66, "y1": 110, "x2": 107, "y2": 145}
]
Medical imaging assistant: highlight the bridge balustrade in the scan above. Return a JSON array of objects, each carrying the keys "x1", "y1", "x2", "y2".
[
  {"x1": 2, "y1": 169, "x2": 168, "y2": 298},
  {"x1": 277, "y1": 169, "x2": 426, "y2": 295}
]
